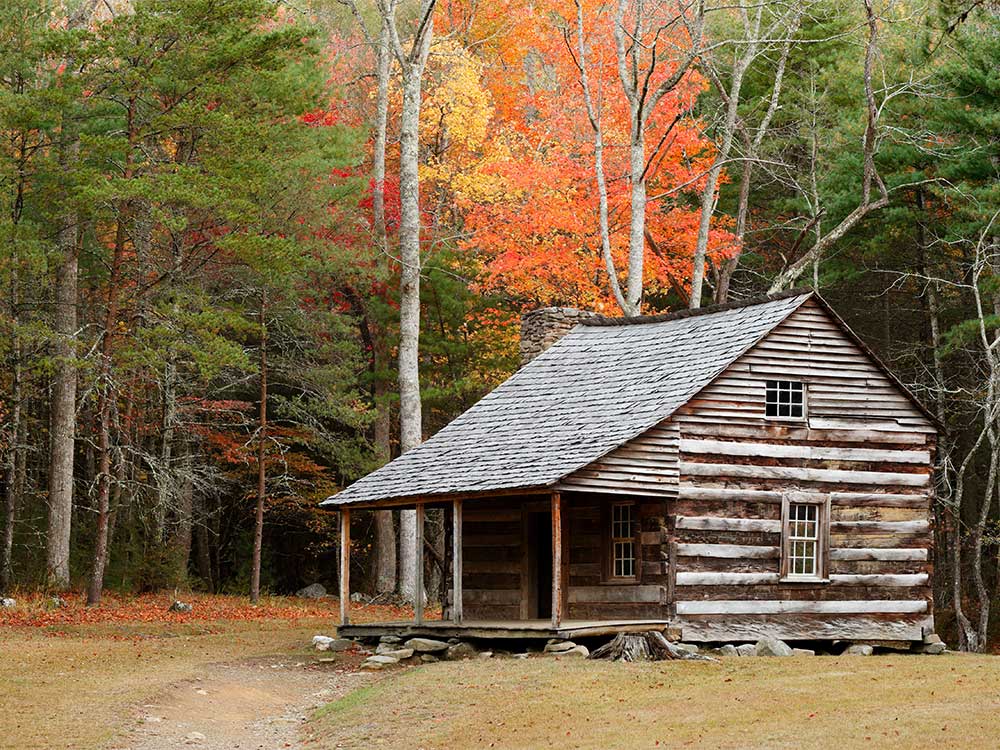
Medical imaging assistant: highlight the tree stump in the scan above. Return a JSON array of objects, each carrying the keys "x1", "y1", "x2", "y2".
[{"x1": 589, "y1": 631, "x2": 714, "y2": 662}]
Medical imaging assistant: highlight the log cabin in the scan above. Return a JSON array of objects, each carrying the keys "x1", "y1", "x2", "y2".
[{"x1": 322, "y1": 290, "x2": 937, "y2": 645}]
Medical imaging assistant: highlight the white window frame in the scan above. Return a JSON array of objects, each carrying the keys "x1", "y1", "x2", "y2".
[
  {"x1": 609, "y1": 502, "x2": 637, "y2": 580},
  {"x1": 765, "y1": 380, "x2": 807, "y2": 421},
  {"x1": 780, "y1": 495, "x2": 830, "y2": 583}
]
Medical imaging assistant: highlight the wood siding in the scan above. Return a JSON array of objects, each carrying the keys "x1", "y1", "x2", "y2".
[
  {"x1": 557, "y1": 423, "x2": 680, "y2": 497},
  {"x1": 670, "y1": 298, "x2": 935, "y2": 642},
  {"x1": 565, "y1": 494, "x2": 669, "y2": 620}
]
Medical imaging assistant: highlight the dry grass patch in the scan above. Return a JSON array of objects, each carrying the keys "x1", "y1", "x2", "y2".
[
  {"x1": 0, "y1": 617, "x2": 330, "y2": 750},
  {"x1": 313, "y1": 653, "x2": 1000, "y2": 749}
]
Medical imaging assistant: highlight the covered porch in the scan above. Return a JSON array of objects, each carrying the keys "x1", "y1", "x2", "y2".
[{"x1": 334, "y1": 489, "x2": 673, "y2": 640}]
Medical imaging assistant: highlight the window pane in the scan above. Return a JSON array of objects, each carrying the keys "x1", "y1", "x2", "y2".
[
  {"x1": 787, "y1": 503, "x2": 820, "y2": 577},
  {"x1": 611, "y1": 505, "x2": 636, "y2": 578}
]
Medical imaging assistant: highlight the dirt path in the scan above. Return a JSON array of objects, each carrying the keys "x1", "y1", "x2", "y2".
[{"x1": 114, "y1": 654, "x2": 373, "y2": 750}]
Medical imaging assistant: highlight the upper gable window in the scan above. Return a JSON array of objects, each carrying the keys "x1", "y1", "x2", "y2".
[{"x1": 765, "y1": 380, "x2": 805, "y2": 419}]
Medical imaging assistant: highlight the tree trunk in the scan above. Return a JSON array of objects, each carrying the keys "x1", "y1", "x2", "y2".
[
  {"x1": 250, "y1": 290, "x2": 267, "y2": 605},
  {"x1": 372, "y1": 16, "x2": 397, "y2": 596},
  {"x1": 1, "y1": 329, "x2": 23, "y2": 593},
  {"x1": 395, "y1": 15, "x2": 433, "y2": 604},
  {"x1": 624, "y1": 127, "x2": 646, "y2": 316},
  {"x1": 689, "y1": 60, "x2": 750, "y2": 309},
  {"x1": 195, "y1": 494, "x2": 214, "y2": 591},
  {"x1": 87, "y1": 217, "x2": 128, "y2": 606},
  {"x1": 46, "y1": 151, "x2": 79, "y2": 590}
]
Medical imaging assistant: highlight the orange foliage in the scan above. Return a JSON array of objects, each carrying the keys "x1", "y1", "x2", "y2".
[
  {"x1": 442, "y1": 0, "x2": 734, "y2": 311},
  {"x1": 0, "y1": 592, "x2": 433, "y2": 632}
]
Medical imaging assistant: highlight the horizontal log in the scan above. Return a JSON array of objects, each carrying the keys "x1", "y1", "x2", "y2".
[
  {"x1": 677, "y1": 614, "x2": 928, "y2": 643},
  {"x1": 675, "y1": 543, "x2": 780, "y2": 559},
  {"x1": 678, "y1": 485, "x2": 784, "y2": 503},
  {"x1": 681, "y1": 462, "x2": 929, "y2": 487},
  {"x1": 566, "y1": 585, "x2": 662, "y2": 604},
  {"x1": 675, "y1": 572, "x2": 927, "y2": 587},
  {"x1": 830, "y1": 492, "x2": 929, "y2": 509},
  {"x1": 676, "y1": 516, "x2": 781, "y2": 533},
  {"x1": 680, "y1": 439, "x2": 930, "y2": 465},
  {"x1": 809, "y1": 417, "x2": 934, "y2": 434},
  {"x1": 677, "y1": 572, "x2": 779, "y2": 585},
  {"x1": 462, "y1": 589, "x2": 521, "y2": 605},
  {"x1": 831, "y1": 520, "x2": 930, "y2": 533},
  {"x1": 829, "y1": 547, "x2": 929, "y2": 562},
  {"x1": 675, "y1": 599, "x2": 928, "y2": 615},
  {"x1": 677, "y1": 419, "x2": 930, "y2": 445},
  {"x1": 829, "y1": 574, "x2": 928, "y2": 586}
]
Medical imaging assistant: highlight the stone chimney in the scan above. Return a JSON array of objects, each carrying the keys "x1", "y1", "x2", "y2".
[{"x1": 519, "y1": 307, "x2": 597, "y2": 366}]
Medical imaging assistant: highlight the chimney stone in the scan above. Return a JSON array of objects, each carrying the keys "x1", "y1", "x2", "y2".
[{"x1": 519, "y1": 307, "x2": 597, "y2": 366}]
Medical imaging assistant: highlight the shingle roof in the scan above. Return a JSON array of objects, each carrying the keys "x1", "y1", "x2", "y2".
[{"x1": 322, "y1": 292, "x2": 813, "y2": 507}]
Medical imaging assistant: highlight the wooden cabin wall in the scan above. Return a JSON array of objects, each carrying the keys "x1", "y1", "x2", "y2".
[
  {"x1": 564, "y1": 493, "x2": 669, "y2": 620},
  {"x1": 460, "y1": 499, "x2": 525, "y2": 620},
  {"x1": 557, "y1": 423, "x2": 680, "y2": 497},
  {"x1": 668, "y1": 298, "x2": 936, "y2": 642}
]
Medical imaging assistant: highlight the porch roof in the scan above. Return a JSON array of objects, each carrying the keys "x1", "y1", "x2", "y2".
[{"x1": 322, "y1": 292, "x2": 813, "y2": 507}]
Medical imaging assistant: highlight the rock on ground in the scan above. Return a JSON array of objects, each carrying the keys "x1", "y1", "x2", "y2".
[
  {"x1": 755, "y1": 638, "x2": 793, "y2": 657},
  {"x1": 404, "y1": 637, "x2": 449, "y2": 653},
  {"x1": 674, "y1": 643, "x2": 699, "y2": 656},
  {"x1": 543, "y1": 641, "x2": 579, "y2": 654},
  {"x1": 445, "y1": 642, "x2": 478, "y2": 661},
  {"x1": 792, "y1": 648, "x2": 816, "y2": 657},
  {"x1": 296, "y1": 583, "x2": 326, "y2": 599},
  {"x1": 921, "y1": 642, "x2": 946, "y2": 655},
  {"x1": 735, "y1": 644, "x2": 757, "y2": 657},
  {"x1": 375, "y1": 647, "x2": 414, "y2": 660},
  {"x1": 714, "y1": 644, "x2": 739, "y2": 657},
  {"x1": 362, "y1": 654, "x2": 399, "y2": 670},
  {"x1": 844, "y1": 644, "x2": 874, "y2": 656}
]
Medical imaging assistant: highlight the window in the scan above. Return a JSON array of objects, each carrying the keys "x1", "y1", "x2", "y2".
[
  {"x1": 610, "y1": 502, "x2": 637, "y2": 579},
  {"x1": 781, "y1": 497, "x2": 829, "y2": 581},
  {"x1": 766, "y1": 380, "x2": 805, "y2": 419}
]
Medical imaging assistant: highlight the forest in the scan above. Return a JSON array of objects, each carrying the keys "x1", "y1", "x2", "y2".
[{"x1": 0, "y1": 0, "x2": 996, "y2": 650}]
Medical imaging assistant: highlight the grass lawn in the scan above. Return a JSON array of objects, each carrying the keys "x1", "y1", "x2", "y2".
[{"x1": 313, "y1": 652, "x2": 1000, "y2": 749}]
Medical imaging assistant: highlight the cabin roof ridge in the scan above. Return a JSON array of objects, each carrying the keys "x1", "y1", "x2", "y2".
[{"x1": 579, "y1": 288, "x2": 814, "y2": 327}]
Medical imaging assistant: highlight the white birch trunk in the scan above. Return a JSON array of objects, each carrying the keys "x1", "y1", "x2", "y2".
[{"x1": 390, "y1": 0, "x2": 434, "y2": 604}]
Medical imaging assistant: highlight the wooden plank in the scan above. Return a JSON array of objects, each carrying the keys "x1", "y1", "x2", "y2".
[
  {"x1": 676, "y1": 543, "x2": 780, "y2": 559},
  {"x1": 452, "y1": 499, "x2": 463, "y2": 625},
  {"x1": 339, "y1": 507, "x2": 350, "y2": 626},
  {"x1": 831, "y1": 492, "x2": 929, "y2": 509},
  {"x1": 679, "y1": 438, "x2": 930, "y2": 464},
  {"x1": 830, "y1": 520, "x2": 930, "y2": 533},
  {"x1": 414, "y1": 503, "x2": 424, "y2": 626},
  {"x1": 676, "y1": 572, "x2": 779, "y2": 585},
  {"x1": 676, "y1": 420, "x2": 930, "y2": 445},
  {"x1": 567, "y1": 585, "x2": 663, "y2": 603},
  {"x1": 677, "y1": 615, "x2": 926, "y2": 643},
  {"x1": 829, "y1": 547, "x2": 929, "y2": 562},
  {"x1": 551, "y1": 491, "x2": 562, "y2": 628},
  {"x1": 676, "y1": 516, "x2": 781, "y2": 533},
  {"x1": 678, "y1": 486, "x2": 783, "y2": 503},
  {"x1": 830, "y1": 574, "x2": 929, "y2": 586},
  {"x1": 681, "y1": 462, "x2": 930, "y2": 487},
  {"x1": 676, "y1": 599, "x2": 928, "y2": 615}
]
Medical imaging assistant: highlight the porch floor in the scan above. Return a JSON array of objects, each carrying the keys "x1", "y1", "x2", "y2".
[{"x1": 337, "y1": 619, "x2": 676, "y2": 641}]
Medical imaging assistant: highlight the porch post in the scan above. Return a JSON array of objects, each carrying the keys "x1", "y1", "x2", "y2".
[
  {"x1": 339, "y1": 507, "x2": 350, "y2": 626},
  {"x1": 452, "y1": 498, "x2": 463, "y2": 624},
  {"x1": 551, "y1": 491, "x2": 562, "y2": 629},
  {"x1": 414, "y1": 503, "x2": 425, "y2": 626}
]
